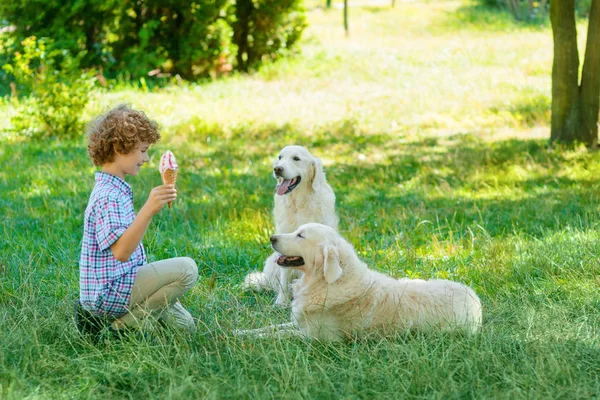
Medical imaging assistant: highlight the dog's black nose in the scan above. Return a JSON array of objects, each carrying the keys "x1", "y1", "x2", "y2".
[
  {"x1": 273, "y1": 166, "x2": 283, "y2": 175},
  {"x1": 270, "y1": 235, "x2": 277, "y2": 244}
]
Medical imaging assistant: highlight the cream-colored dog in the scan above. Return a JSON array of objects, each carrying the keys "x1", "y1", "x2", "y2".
[
  {"x1": 244, "y1": 146, "x2": 338, "y2": 306},
  {"x1": 237, "y1": 223, "x2": 482, "y2": 341}
]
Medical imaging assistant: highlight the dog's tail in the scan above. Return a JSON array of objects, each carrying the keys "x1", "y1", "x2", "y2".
[{"x1": 243, "y1": 271, "x2": 272, "y2": 291}]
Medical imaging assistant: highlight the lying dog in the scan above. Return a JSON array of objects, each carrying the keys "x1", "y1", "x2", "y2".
[
  {"x1": 244, "y1": 146, "x2": 338, "y2": 306},
  {"x1": 238, "y1": 223, "x2": 482, "y2": 341}
]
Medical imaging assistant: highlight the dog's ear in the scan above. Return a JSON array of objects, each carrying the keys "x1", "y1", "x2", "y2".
[
  {"x1": 322, "y1": 244, "x2": 342, "y2": 284},
  {"x1": 309, "y1": 158, "x2": 326, "y2": 191}
]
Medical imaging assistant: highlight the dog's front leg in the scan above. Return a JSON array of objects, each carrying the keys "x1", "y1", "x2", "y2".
[
  {"x1": 274, "y1": 268, "x2": 293, "y2": 307},
  {"x1": 234, "y1": 322, "x2": 303, "y2": 338}
]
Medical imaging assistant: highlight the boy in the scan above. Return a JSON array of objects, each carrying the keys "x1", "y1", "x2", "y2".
[{"x1": 76, "y1": 104, "x2": 197, "y2": 336}]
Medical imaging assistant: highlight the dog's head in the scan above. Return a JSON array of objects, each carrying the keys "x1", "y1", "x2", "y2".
[
  {"x1": 270, "y1": 223, "x2": 345, "y2": 284},
  {"x1": 273, "y1": 145, "x2": 326, "y2": 196}
]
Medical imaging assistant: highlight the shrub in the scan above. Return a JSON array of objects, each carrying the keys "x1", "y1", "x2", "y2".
[
  {"x1": 0, "y1": 0, "x2": 114, "y2": 68},
  {"x1": 575, "y1": 0, "x2": 592, "y2": 17},
  {"x1": 2, "y1": 37, "x2": 96, "y2": 140},
  {"x1": 105, "y1": 0, "x2": 232, "y2": 79},
  {"x1": 474, "y1": 0, "x2": 591, "y2": 22},
  {"x1": 0, "y1": 0, "x2": 307, "y2": 80}
]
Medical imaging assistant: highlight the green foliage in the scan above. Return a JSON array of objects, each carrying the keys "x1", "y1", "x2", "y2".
[
  {"x1": 105, "y1": 0, "x2": 232, "y2": 79},
  {"x1": 232, "y1": 0, "x2": 308, "y2": 72},
  {"x1": 2, "y1": 37, "x2": 96, "y2": 140},
  {"x1": 575, "y1": 0, "x2": 593, "y2": 17},
  {"x1": 0, "y1": 0, "x2": 115, "y2": 67},
  {"x1": 0, "y1": 32, "x2": 16, "y2": 97},
  {"x1": 472, "y1": 0, "x2": 592, "y2": 22},
  {"x1": 0, "y1": 0, "x2": 307, "y2": 80},
  {"x1": 480, "y1": 0, "x2": 549, "y2": 23}
]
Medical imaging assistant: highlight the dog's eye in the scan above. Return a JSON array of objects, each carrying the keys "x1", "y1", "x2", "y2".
[
  {"x1": 293, "y1": 156, "x2": 300, "y2": 161},
  {"x1": 297, "y1": 233, "x2": 304, "y2": 238},
  {"x1": 278, "y1": 155, "x2": 282, "y2": 160}
]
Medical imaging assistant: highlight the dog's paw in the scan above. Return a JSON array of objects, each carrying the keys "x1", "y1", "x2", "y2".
[
  {"x1": 274, "y1": 296, "x2": 291, "y2": 307},
  {"x1": 233, "y1": 328, "x2": 255, "y2": 336},
  {"x1": 243, "y1": 271, "x2": 269, "y2": 291}
]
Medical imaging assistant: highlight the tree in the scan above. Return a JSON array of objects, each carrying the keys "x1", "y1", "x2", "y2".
[
  {"x1": 232, "y1": 0, "x2": 307, "y2": 73},
  {"x1": 550, "y1": 0, "x2": 600, "y2": 146}
]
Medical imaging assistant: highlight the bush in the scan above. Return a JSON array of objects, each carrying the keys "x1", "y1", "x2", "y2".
[
  {"x1": 0, "y1": 0, "x2": 307, "y2": 80},
  {"x1": 105, "y1": 0, "x2": 232, "y2": 79},
  {"x1": 0, "y1": 0, "x2": 114, "y2": 68},
  {"x1": 474, "y1": 0, "x2": 591, "y2": 22},
  {"x1": 575, "y1": 0, "x2": 593, "y2": 17},
  {"x1": 2, "y1": 37, "x2": 96, "y2": 140}
]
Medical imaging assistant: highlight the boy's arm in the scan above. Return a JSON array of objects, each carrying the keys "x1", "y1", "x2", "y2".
[{"x1": 110, "y1": 184, "x2": 176, "y2": 262}]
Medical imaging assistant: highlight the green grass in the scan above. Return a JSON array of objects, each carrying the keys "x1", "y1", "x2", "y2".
[{"x1": 1, "y1": 1, "x2": 600, "y2": 398}]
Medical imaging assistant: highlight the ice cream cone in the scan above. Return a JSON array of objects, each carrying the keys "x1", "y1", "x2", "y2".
[
  {"x1": 159, "y1": 150, "x2": 179, "y2": 209},
  {"x1": 161, "y1": 169, "x2": 177, "y2": 208}
]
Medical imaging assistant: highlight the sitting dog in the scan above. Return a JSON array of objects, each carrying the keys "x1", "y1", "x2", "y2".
[
  {"x1": 244, "y1": 146, "x2": 338, "y2": 306},
  {"x1": 238, "y1": 223, "x2": 482, "y2": 341}
]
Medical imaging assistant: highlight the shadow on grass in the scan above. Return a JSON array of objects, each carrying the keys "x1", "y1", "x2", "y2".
[
  {"x1": 3, "y1": 119, "x2": 600, "y2": 242},
  {"x1": 331, "y1": 134, "x2": 600, "y2": 239},
  {"x1": 489, "y1": 92, "x2": 551, "y2": 128},
  {"x1": 2, "y1": 118, "x2": 600, "y2": 288}
]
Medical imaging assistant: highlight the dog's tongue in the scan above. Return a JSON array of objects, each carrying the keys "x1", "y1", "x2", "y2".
[{"x1": 276, "y1": 179, "x2": 293, "y2": 196}]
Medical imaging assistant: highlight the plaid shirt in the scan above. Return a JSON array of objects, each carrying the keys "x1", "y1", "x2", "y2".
[{"x1": 79, "y1": 172, "x2": 146, "y2": 317}]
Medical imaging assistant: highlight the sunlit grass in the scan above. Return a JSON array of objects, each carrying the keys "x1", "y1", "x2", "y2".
[{"x1": 3, "y1": 123, "x2": 600, "y2": 397}]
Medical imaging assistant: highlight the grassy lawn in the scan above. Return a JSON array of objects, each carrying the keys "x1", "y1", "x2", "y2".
[{"x1": 1, "y1": 1, "x2": 600, "y2": 398}]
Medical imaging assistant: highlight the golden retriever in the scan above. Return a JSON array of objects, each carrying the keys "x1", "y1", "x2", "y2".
[
  {"x1": 244, "y1": 146, "x2": 338, "y2": 306},
  {"x1": 237, "y1": 223, "x2": 482, "y2": 341}
]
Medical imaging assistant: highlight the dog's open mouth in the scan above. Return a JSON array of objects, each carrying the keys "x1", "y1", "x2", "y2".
[
  {"x1": 276, "y1": 254, "x2": 305, "y2": 267},
  {"x1": 276, "y1": 176, "x2": 301, "y2": 196}
]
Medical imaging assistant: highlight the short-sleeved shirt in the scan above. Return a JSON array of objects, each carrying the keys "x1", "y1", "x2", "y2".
[{"x1": 79, "y1": 172, "x2": 146, "y2": 317}]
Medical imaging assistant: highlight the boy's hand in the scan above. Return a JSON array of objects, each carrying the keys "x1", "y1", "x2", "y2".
[{"x1": 143, "y1": 184, "x2": 177, "y2": 215}]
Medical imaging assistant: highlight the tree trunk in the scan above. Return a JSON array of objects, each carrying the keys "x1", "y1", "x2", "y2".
[
  {"x1": 234, "y1": 0, "x2": 253, "y2": 72},
  {"x1": 550, "y1": 0, "x2": 580, "y2": 144},
  {"x1": 579, "y1": 0, "x2": 600, "y2": 146},
  {"x1": 550, "y1": 0, "x2": 600, "y2": 147},
  {"x1": 344, "y1": 0, "x2": 348, "y2": 37}
]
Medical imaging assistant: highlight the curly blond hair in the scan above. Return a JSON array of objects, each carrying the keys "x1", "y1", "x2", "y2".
[{"x1": 87, "y1": 104, "x2": 161, "y2": 166}]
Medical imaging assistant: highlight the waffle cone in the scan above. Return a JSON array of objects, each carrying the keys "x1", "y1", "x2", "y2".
[{"x1": 161, "y1": 169, "x2": 178, "y2": 208}]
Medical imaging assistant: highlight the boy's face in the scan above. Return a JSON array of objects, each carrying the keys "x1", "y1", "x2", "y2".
[{"x1": 113, "y1": 142, "x2": 150, "y2": 178}]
